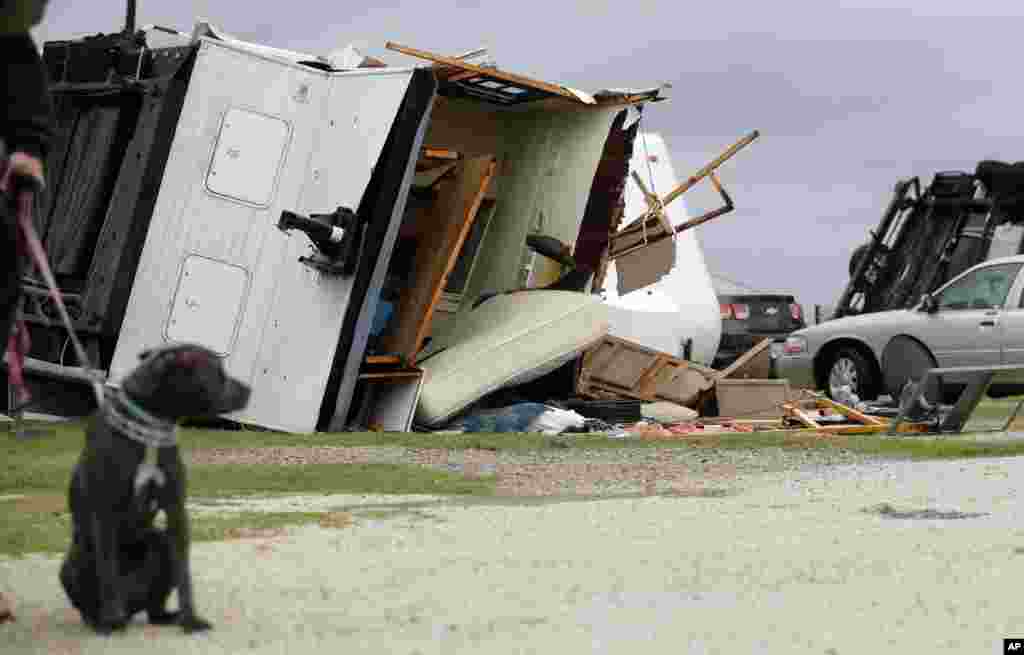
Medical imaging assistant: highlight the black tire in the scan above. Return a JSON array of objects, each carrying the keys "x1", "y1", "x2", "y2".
[
  {"x1": 825, "y1": 347, "x2": 878, "y2": 401},
  {"x1": 881, "y1": 336, "x2": 941, "y2": 402}
]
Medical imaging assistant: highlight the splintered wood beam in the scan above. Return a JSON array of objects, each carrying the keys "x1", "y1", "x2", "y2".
[
  {"x1": 365, "y1": 355, "x2": 402, "y2": 366},
  {"x1": 380, "y1": 155, "x2": 497, "y2": 365},
  {"x1": 615, "y1": 130, "x2": 759, "y2": 240},
  {"x1": 715, "y1": 338, "x2": 773, "y2": 381},
  {"x1": 658, "y1": 130, "x2": 759, "y2": 210},
  {"x1": 422, "y1": 147, "x2": 460, "y2": 161},
  {"x1": 385, "y1": 42, "x2": 579, "y2": 101},
  {"x1": 783, "y1": 403, "x2": 822, "y2": 429}
]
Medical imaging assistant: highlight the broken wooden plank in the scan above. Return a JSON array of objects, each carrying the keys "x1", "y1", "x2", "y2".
[
  {"x1": 386, "y1": 42, "x2": 579, "y2": 101},
  {"x1": 422, "y1": 147, "x2": 460, "y2": 160},
  {"x1": 358, "y1": 370, "x2": 423, "y2": 380},
  {"x1": 380, "y1": 155, "x2": 497, "y2": 365},
  {"x1": 783, "y1": 402, "x2": 822, "y2": 429},
  {"x1": 716, "y1": 338, "x2": 773, "y2": 381},
  {"x1": 366, "y1": 355, "x2": 402, "y2": 366},
  {"x1": 577, "y1": 335, "x2": 715, "y2": 407},
  {"x1": 608, "y1": 131, "x2": 758, "y2": 260},
  {"x1": 816, "y1": 397, "x2": 887, "y2": 426}
]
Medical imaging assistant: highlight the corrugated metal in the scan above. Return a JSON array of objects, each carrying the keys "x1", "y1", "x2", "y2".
[{"x1": 109, "y1": 38, "x2": 414, "y2": 433}]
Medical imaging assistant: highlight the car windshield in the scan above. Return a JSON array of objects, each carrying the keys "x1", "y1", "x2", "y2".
[{"x1": 936, "y1": 262, "x2": 1023, "y2": 310}]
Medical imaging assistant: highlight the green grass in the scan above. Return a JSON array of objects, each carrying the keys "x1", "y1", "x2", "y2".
[
  {"x1": 4, "y1": 396, "x2": 1024, "y2": 555},
  {"x1": 187, "y1": 463, "x2": 492, "y2": 498},
  {"x1": 0, "y1": 493, "x2": 356, "y2": 557},
  {"x1": 0, "y1": 421, "x2": 494, "y2": 496},
  {"x1": 0, "y1": 421, "x2": 493, "y2": 555}
]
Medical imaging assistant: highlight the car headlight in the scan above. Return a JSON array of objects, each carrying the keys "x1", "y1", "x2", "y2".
[{"x1": 783, "y1": 335, "x2": 808, "y2": 355}]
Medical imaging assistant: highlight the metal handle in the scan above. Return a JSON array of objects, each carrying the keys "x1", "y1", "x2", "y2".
[{"x1": 980, "y1": 320, "x2": 996, "y2": 327}]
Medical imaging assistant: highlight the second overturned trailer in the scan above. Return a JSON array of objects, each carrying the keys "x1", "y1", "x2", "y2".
[{"x1": 835, "y1": 161, "x2": 1024, "y2": 319}]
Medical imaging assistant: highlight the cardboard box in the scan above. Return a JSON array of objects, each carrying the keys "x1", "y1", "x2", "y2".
[{"x1": 715, "y1": 378, "x2": 794, "y2": 419}]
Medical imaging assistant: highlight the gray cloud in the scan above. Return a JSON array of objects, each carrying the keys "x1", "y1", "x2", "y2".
[{"x1": 32, "y1": 1, "x2": 1024, "y2": 307}]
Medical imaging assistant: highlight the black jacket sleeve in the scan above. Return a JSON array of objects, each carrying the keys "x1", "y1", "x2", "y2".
[{"x1": 1, "y1": 31, "x2": 53, "y2": 159}]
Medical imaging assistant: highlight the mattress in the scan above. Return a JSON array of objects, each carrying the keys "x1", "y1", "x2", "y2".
[{"x1": 414, "y1": 290, "x2": 610, "y2": 428}]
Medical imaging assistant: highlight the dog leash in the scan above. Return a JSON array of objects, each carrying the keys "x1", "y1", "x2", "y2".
[
  {"x1": 102, "y1": 386, "x2": 178, "y2": 498},
  {"x1": 2, "y1": 165, "x2": 106, "y2": 417}
]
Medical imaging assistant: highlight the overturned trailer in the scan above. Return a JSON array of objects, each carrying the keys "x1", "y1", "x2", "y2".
[
  {"x1": 6, "y1": 24, "x2": 673, "y2": 432},
  {"x1": 835, "y1": 161, "x2": 1024, "y2": 319}
]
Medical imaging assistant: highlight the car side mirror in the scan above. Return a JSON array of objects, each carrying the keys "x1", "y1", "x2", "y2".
[{"x1": 920, "y1": 294, "x2": 938, "y2": 314}]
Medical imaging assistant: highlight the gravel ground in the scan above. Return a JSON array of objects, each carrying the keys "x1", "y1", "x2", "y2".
[
  {"x1": 4, "y1": 447, "x2": 1024, "y2": 653},
  {"x1": 189, "y1": 444, "x2": 882, "y2": 497}
]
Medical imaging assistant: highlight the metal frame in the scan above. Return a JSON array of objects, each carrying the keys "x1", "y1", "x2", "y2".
[{"x1": 889, "y1": 364, "x2": 1024, "y2": 434}]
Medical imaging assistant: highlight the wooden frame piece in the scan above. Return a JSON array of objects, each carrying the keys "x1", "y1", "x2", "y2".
[
  {"x1": 782, "y1": 394, "x2": 890, "y2": 434},
  {"x1": 715, "y1": 338, "x2": 773, "y2": 381},
  {"x1": 607, "y1": 131, "x2": 758, "y2": 261},
  {"x1": 422, "y1": 147, "x2": 460, "y2": 161},
  {"x1": 386, "y1": 42, "x2": 579, "y2": 102},
  {"x1": 577, "y1": 335, "x2": 716, "y2": 406},
  {"x1": 379, "y1": 154, "x2": 497, "y2": 365}
]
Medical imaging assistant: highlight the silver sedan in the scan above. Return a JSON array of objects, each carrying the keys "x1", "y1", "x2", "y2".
[{"x1": 777, "y1": 254, "x2": 1024, "y2": 400}]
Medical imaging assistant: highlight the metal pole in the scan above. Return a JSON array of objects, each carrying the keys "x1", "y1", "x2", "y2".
[{"x1": 124, "y1": 0, "x2": 137, "y2": 34}]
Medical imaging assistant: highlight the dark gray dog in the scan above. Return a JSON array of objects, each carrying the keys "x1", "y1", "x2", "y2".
[{"x1": 60, "y1": 343, "x2": 250, "y2": 634}]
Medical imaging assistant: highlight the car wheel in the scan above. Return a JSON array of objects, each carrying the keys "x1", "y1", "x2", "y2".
[
  {"x1": 826, "y1": 347, "x2": 877, "y2": 401},
  {"x1": 881, "y1": 336, "x2": 941, "y2": 402}
]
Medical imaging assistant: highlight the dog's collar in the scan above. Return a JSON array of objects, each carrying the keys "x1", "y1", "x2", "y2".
[{"x1": 102, "y1": 387, "x2": 178, "y2": 449}]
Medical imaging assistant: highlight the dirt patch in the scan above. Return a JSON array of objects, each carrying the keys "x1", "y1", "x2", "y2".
[
  {"x1": 189, "y1": 446, "x2": 400, "y2": 466},
  {"x1": 186, "y1": 447, "x2": 750, "y2": 497},
  {"x1": 0, "y1": 591, "x2": 13, "y2": 623},
  {"x1": 223, "y1": 526, "x2": 289, "y2": 540},
  {"x1": 10, "y1": 494, "x2": 65, "y2": 515},
  {"x1": 318, "y1": 512, "x2": 354, "y2": 529}
]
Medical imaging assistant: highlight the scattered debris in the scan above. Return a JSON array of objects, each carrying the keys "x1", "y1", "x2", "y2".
[
  {"x1": 576, "y1": 335, "x2": 716, "y2": 408},
  {"x1": 716, "y1": 378, "x2": 794, "y2": 420},
  {"x1": 715, "y1": 337, "x2": 774, "y2": 381},
  {"x1": 562, "y1": 399, "x2": 643, "y2": 425},
  {"x1": 641, "y1": 401, "x2": 698, "y2": 424},
  {"x1": 451, "y1": 403, "x2": 586, "y2": 435}
]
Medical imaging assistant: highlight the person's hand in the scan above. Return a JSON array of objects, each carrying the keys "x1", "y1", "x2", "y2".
[{"x1": 7, "y1": 151, "x2": 45, "y2": 192}]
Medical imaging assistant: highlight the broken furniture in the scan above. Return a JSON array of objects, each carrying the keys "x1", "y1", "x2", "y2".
[
  {"x1": 414, "y1": 289, "x2": 609, "y2": 428},
  {"x1": 575, "y1": 335, "x2": 716, "y2": 408},
  {"x1": 349, "y1": 150, "x2": 497, "y2": 430},
  {"x1": 606, "y1": 130, "x2": 759, "y2": 261},
  {"x1": 782, "y1": 396, "x2": 888, "y2": 433}
]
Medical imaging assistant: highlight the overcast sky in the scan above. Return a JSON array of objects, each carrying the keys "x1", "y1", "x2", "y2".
[{"x1": 34, "y1": 1, "x2": 1024, "y2": 307}]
